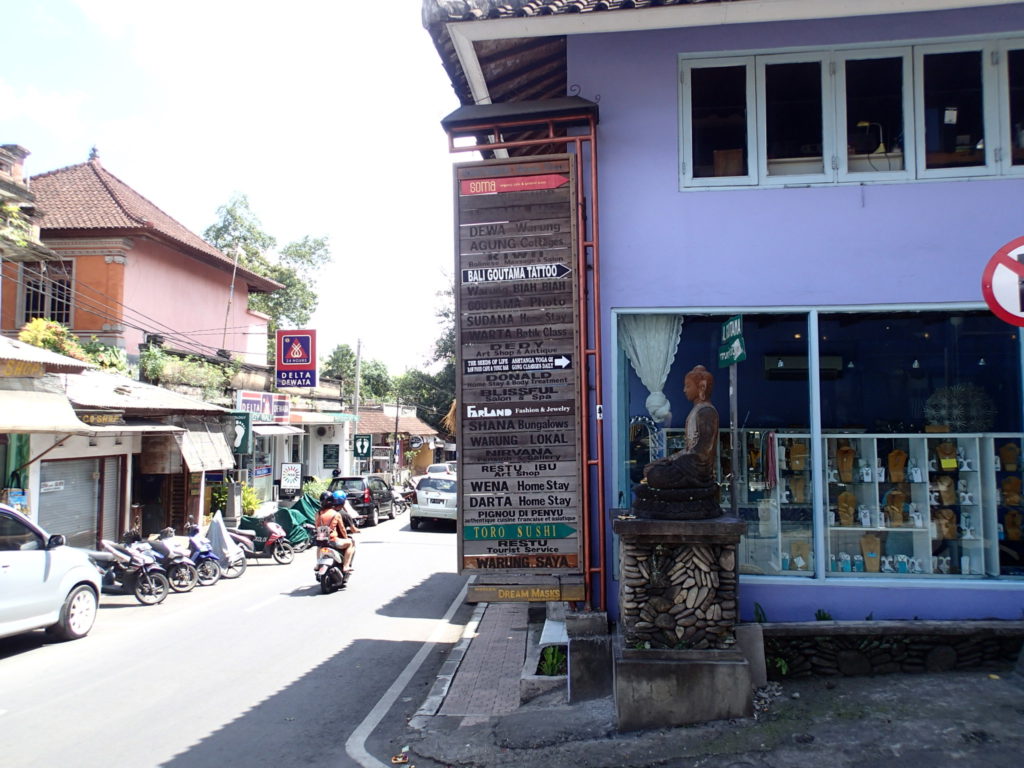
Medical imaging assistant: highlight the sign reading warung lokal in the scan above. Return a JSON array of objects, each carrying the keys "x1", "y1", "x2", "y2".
[{"x1": 454, "y1": 156, "x2": 583, "y2": 589}]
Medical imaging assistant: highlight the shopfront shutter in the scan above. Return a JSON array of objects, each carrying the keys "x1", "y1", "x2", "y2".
[
  {"x1": 38, "y1": 458, "x2": 99, "y2": 548},
  {"x1": 101, "y1": 457, "x2": 121, "y2": 543}
]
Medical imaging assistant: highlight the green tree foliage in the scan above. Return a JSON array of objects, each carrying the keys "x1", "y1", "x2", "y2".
[
  {"x1": 203, "y1": 195, "x2": 330, "y2": 363},
  {"x1": 360, "y1": 359, "x2": 392, "y2": 401},
  {"x1": 321, "y1": 343, "x2": 356, "y2": 392},
  {"x1": 18, "y1": 318, "x2": 88, "y2": 361}
]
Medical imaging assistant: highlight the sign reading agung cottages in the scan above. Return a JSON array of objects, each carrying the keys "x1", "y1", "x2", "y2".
[{"x1": 454, "y1": 156, "x2": 584, "y2": 594}]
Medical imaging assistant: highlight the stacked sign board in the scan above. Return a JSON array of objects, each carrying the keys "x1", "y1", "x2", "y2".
[{"x1": 455, "y1": 156, "x2": 584, "y2": 593}]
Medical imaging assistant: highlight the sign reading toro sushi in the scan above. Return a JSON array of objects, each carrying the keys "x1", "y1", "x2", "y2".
[{"x1": 454, "y1": 155, "x2": 584, "y2": 598}]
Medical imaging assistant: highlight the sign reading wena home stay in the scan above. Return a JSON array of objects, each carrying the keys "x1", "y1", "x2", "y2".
[{"x1": 454, "y1": 156, "x2": 583, "y2": 591}]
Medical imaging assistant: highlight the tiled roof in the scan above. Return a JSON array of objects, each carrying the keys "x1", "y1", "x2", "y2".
[
  {"x1": 29, "y1": 158, "x2": 281, "y2": 293},
  {"x1": 354, "y1": 409, "x2": 438, "y2": 436},
  {"x1": 424, "y1": 0, "x2": 721, "y2": 22}
]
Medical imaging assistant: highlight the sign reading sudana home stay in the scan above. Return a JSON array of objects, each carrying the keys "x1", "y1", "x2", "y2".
[{"x1": 454, "y1": 156, "x2": 584, "y2": 601}]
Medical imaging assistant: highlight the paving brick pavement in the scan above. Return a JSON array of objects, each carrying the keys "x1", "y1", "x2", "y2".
[{"x1": 436, "y1": 602, "x2": 527, "y2": 726}]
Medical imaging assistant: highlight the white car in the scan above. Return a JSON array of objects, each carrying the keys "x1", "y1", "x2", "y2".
[
  {"x1": 409, "y1": 476, "x2": 458, "y2": 530},
  {"x1": 0, "y1": 503, "x2": 101, "y2": 641},
  {"x1": 425, "y1": 462, "x2": 457, "y2": 476}
]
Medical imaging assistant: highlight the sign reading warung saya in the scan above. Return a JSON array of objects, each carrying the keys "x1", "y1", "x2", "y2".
[{"x1": 455, "y1": 156, "x2": 583, "y2": 587}]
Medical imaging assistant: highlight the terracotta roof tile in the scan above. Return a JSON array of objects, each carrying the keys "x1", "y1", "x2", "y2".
[
  {"x1": 354, "y1": 409, "x2": 438, "y2": 436},
  {"x1": 30, "y1": 159, "x2": 281, "y2": 292}
]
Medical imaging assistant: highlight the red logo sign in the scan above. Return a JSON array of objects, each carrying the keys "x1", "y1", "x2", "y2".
[
  {"x1": 460, "y1": 174, "x2": 569, "y2": 196},
  {"x1": 981, "y1": 236, "x2": 1024, "y2": 327},
  {"x1": 275, "y1": 330, "x2": 317, "y2": 387}
]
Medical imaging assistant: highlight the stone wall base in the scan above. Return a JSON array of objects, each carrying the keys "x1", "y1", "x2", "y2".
[{"x1": 613, "y1": 640, "x2": 752, "y2": 730}]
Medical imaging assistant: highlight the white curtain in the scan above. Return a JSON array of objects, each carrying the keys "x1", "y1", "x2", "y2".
[{"x1": 620, "y1": 314, "x2": 684, "y2": 425}]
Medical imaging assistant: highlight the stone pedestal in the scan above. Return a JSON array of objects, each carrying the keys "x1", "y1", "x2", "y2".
[{"x1": 612, "y1": 514, "x2": 751, "y2": 729}]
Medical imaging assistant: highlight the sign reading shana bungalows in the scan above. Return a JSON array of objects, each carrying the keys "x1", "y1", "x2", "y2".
[{"x1": 455, "y1": 155, "x2": 583, "y2": 595}]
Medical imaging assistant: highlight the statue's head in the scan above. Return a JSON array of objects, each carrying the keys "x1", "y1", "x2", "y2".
[{"x1": 684, "y1": 365, "x2": 713, "y2": 402}]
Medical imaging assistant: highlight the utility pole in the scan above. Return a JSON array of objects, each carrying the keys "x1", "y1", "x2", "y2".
[
  {"x1": 352, "y1": 339, "x2": 361, "y2": 474},
  {"x1": 392, "y1": 395, "x2": 401, "y2": 483}
]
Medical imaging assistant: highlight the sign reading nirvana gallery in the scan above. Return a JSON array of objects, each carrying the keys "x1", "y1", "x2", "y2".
[{"x1": 454, "y1": 156, "x2": 583, "y2": 584}]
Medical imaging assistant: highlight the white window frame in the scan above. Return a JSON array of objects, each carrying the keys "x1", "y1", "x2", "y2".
[
  {"x1": 679, "y1": 34, "x2": 1024, "y2": 190},
  {"x1": 996, "y1": 38, "x2": 1024, "y2": 176},
  {"x1": 756, "y1": 51, "x2": 836, "y2": 186},
  {"x1": 835, "y1": 47, "x2": 916, "y2": 183},
  {"x1": 680, "y1": 56, "x2": 758, "y2": 187},
  {"x1": 20, "y1": 260, "x2": 74, "y2": 327},
  {"x1": 913, "y1": 40, "x2": 1000, "y2": 179}
]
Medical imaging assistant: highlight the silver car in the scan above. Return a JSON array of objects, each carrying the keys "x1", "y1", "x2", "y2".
[
  {"x1": 0, "y1": 503, "x2": 101, "y2": 641},
  {"x1": 409, "y1": 476, "x2": 457, "y2": 530}
]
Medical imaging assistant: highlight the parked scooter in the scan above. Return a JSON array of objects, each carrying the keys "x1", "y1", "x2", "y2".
[
  {"x1": 89, "y1": 540, "x2": 171, "y2": 605},
  {"x1": 391, "y1": 486, "x2": 413, "y2": 515},
  {"x1": 124, "y1": 529, "x2": 199, "y2": 593},
  {"x1": 227, "y1": 512, "x2": 295, "y2": 565},
  {"x1": 185, "y1": 523, "x2": 222, "y2": 586}
]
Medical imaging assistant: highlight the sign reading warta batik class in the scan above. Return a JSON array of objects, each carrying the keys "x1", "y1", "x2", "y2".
[{"x1": 455, "y1": 155, "x2": 583, "y2": 587}]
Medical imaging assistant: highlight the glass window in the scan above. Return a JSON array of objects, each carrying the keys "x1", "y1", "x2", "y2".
[
  {"x1": 691, "y1": 65, "x2": 749, "y2": 178},
  {"x1": 0, "y1": 514, "x2": 39, "y2": 551},
  {"x1": 22, "y1": 261, "x2": 72, "y2": 326},
  {"x1": 922, "y1": 50, "x2": 986, "y2": 169},
  {"x1": 818, "y1": 311, "x2": 1020, "y2": 433},
  {"x1": 1008, "y1": 48, "x2": 1024, "y2": 166},
  {"x1": 844, "y1": 56, "x2": 906, "y2": 172},
  {"x1": 764, "y1": 61, "x2": 825, "y2": 176}
]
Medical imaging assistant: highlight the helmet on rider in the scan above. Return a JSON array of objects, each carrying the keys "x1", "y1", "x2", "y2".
[
  {"x1": 330, "y1": 490, "x2": 348, "y2": 508},
  {"x1": 319, "y1": 490, "x2": 336, "y2": 509}
]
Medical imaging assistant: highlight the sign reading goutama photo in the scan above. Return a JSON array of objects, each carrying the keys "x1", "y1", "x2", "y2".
[
  {"x1": 454, "y1": 156, "x2": 583, "y2": 583},
  {"x1": 275, "y1": 329, "x2": 317, "y2": 388}
]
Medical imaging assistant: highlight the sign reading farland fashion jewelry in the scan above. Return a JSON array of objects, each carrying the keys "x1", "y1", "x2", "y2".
[{"x1": 454, "y1": 156, "x2": 583, "y2": 582}]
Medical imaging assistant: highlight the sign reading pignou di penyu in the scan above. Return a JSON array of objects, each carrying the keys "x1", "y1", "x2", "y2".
[{"x1": 455, "y1": 156, "x2": 583, "y2": 578}]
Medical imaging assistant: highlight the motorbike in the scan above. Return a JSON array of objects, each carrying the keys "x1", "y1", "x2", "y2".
[
  {"x1": 314, "y1": 541, "x2": 349, "y2": 594},
  {"x1": 89, "y1": 540, "x2": 171, "y2": 605},
  {"x1": 185, "y1": 523, "x2": 222, "y2": 586},
  {"x1": 227, "y1": 512, "x2": 295, "y2": 565},
  {"x1": 391, "y1": 486, "x2": 413, "y2": 515},
  {"x1": 125, "y1": 529, "x2": 199, "y2": 593}
]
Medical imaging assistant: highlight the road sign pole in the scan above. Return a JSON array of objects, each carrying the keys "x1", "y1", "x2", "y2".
[{"x1": 730, "y1": 363, "x2": 738, "y2": 517}]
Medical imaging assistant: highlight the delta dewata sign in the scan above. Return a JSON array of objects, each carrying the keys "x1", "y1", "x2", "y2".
[{"x1": 276, "y1": 329, "x2": 317, "y2": 387}]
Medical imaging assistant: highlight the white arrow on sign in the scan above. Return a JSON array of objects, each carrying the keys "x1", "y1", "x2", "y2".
[{"x1": 554, "y1": 356, "x2": 571, "y2": 368}]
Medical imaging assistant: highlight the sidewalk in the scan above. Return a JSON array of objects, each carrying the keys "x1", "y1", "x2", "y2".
[{"x1": 406, "y1": 602, "x2": 1024, "y2": 768}]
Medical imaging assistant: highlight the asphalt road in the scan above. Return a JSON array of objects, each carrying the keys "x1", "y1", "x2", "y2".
[{"x1": 0, "y1": 514, "x2": 470, "y2": 768}]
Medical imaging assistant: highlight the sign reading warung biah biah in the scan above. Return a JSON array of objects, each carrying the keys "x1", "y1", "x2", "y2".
[
  {"x1": 454, "y1": 155, "x2": 584, "y2": 594},
  {"x1": 275, "y1": 329, "x2": 317, "y2": 388}
]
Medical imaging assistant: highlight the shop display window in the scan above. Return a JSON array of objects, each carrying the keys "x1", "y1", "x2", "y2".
[{"x1": 618, "y1": 307, "x2": 1023, "y2": 581}]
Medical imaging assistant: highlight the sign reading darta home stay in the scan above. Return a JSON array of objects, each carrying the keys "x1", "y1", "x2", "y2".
[{"x1": 454, "y1": 156, "x2": 583, "y2": 592}]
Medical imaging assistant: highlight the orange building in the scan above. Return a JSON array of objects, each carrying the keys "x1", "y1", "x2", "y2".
[{"x1": 1, "y1": 149, "x2": 279, "y2": 365}]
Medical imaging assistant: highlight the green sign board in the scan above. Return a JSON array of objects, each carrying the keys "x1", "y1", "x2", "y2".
[
  {"x1": 353, "y1": 433, "x2": 372, "y2": 459},
  {"x1": 230, "y1": 411, "x2": 253, "y2": 454},
  {"x1": 463, "y1": 523, "x2": 576, "y2": 541},
  {"x1": 718, "y1": 315, "x2": 746, "y2": 367}
]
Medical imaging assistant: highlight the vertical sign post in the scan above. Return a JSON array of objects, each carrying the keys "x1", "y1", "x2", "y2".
[
  {"x1": 718, "y1": 315, "x2": 744, "y2": 517},
  {"x1": 455, "y1": 156, "x2": 585, "y2": 602}
]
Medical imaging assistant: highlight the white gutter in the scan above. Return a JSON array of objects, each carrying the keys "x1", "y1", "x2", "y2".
[{"x1": 448, "y1": 0, "x2": 1023, "y2": 104}]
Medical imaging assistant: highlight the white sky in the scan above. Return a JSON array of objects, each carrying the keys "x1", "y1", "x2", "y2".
[{"x1": 2, "y1": 0, "x2": 466, "y2": 374}]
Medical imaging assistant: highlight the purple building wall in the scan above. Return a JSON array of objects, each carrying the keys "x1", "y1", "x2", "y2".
[{"x1": 567, "y1": 8, "x2": 1024, "y2": 620}]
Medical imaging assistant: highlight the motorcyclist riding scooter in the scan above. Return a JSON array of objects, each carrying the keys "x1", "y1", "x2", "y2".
[{"x1": 314, "y1": 490, "x2": 358, "y2": 593}]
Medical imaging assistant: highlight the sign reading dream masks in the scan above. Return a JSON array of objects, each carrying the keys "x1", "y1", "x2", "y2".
[{"x1": 454, "y1": 156, "x2": 583, "y2": 591}]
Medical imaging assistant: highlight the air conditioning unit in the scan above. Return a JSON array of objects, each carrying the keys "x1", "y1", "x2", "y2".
[{"x1": 763, "y1": 355, "x2": 844, "y2": 380}]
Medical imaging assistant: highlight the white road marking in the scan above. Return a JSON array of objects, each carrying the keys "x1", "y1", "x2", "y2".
[{"x1": 345, "y1": 580, "x2": 469, "y2": 768}]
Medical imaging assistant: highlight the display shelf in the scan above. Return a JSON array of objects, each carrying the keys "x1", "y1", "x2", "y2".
[{"x1": 983, "y1": 434, "x2": 1024, "y2": 577}]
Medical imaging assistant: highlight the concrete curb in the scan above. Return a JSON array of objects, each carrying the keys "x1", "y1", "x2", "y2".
[{"x1": 409, "y1": 601, "x2": 487, "y2": 729}]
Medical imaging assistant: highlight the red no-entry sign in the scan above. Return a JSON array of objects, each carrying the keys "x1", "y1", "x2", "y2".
[{"x1": 982, "y1": 236, "x2": 1024, "y2": 326}]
